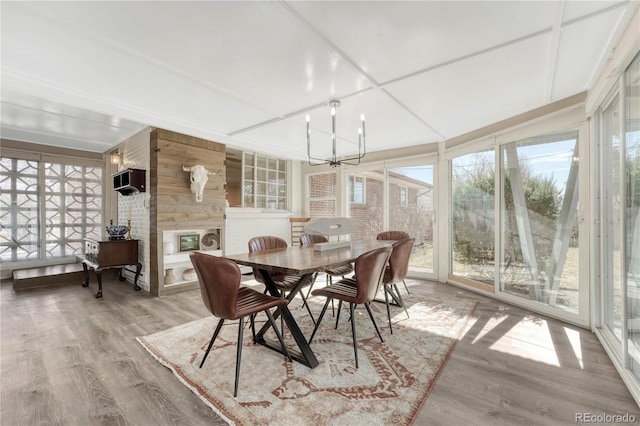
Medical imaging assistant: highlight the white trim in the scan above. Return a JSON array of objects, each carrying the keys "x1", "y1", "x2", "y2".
[
  {"x1": 586, "y1": 5, "x2": 640, "y2": 115},
  {"x1": 595, "y1": 327, "x2": 640, "y2": 406}
]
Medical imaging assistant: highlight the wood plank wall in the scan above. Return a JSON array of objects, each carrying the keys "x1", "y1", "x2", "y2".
[{"x1": 149, "y1": 129, "x2": 226, "y2": 296}]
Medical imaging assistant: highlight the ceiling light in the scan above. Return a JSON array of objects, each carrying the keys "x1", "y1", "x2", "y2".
[{"x1": 306, "y1": 100, "x2": 366, "y2": 167}]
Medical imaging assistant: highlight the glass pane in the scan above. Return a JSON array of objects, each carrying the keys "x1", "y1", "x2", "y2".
[
  {"x1": 257, "y1": 155, "x2": 267, "y2": 169},
  {"x1": 257, "y1": 168, "x2": 267, "y2": 182},
  {"x1": 500, "y1": 133, "x2": 579, "y2": 313},
  {"x1": 625, "y1": 53, "x2": 640, "y2": 379},
  {"x1": 267, "y1": 169, "x2": 276, "y2": 184},
  {"x1": 348, "y1": 170, "x2": 384, "y2": 239},
  {"x1": 244, "y1": 166, "x2": 254, "y2": 181},
  {"x1": 451, "y1": 150, "x2": 495, "y2": 286},
  {"x1": 389, "y1": 165, "x2": 434, "y2": 274},
  {"x1": 603, "y1": 95, "x2": 624, "y2": 343}
]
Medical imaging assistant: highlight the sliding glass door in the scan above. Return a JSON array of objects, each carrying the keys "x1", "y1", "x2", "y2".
[
  {"x1": 626, "y1": 53, "x2": 640, "y2": 381},
  {"x1": 601, "y1": 92, "x2": 624, "y2": 346},
  {"x1": 346, "y1": 158, "x2": 436, "y2": 278},
  {"x1": 499, "y1": 132, "x2": 580, "y2": 313},
  {"x1": 388, "y1": 164, "x2": 435, "y2": 275},
  {"x1": 450, "y1": 149, "x2": 495, "y2": 287}
]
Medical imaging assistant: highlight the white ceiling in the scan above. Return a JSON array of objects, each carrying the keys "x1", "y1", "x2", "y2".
[{"x1": 1, "y1": 1, "x2": 637, "y2": 161}]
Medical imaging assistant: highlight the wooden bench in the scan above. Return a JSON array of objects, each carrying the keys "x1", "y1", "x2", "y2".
[{"x1": 12, "y1": 263, "x2": 85, "y2": 290}]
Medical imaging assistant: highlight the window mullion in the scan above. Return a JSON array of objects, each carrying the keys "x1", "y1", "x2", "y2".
[{"x1": 38, "y1": 161, "x2": 46, "y2": 260}]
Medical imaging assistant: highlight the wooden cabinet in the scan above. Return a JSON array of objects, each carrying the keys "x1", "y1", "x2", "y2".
[
  {"x1": 80, "y1": 239, "x2": 142, "y2": 298},
  {"x1": 112, "y1": 168, "x2": 146, "y2": 195}
]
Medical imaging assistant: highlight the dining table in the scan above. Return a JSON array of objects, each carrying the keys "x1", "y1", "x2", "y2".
[{"x1": 224, "y1": 238, "x2": 393, "y2": 368}]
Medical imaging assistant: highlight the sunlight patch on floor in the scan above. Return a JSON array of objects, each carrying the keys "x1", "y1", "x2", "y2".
[
  {"x1": 471, "y1": 315, "x2": 508, "y2": 345},
  {"x1": 487, "y1": 318, "x2": 561, "y2": 367},
  {"x1": 565, "y1": 326, "x2": 584, "y2": 369}
]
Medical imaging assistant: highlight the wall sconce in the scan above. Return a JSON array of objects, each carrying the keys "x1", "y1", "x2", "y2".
[{"x1": 110, "y1": 150, "x2": 122, "y2": 165}]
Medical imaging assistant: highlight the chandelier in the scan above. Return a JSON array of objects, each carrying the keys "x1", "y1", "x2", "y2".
[{"x1": 306, "y1": 100, "x2": 366, "y2": 167}]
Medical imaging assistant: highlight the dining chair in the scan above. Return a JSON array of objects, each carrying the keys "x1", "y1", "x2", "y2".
[
  {"x1": 376, "y1": 230, "x2": 411, "y2": 294},
  {"x1": 381, "y1": 238, "x2": 414, "y2": 334},
  {"x1": 190, "y1": 252, "x2": 291, "y2": 397},
  {"x1": 309, "y1": 246, "x2": 392, "y2": 369},
  {"x1": 299, "y1": 233, "x2": 353, "y2": 314},
  {"x1": 248, "y1": 236, "x2": 315, "y2": 324}
]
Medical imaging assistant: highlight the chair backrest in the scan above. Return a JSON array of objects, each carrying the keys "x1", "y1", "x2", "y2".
[
  {"x1": 190, "y1": 252, "x2": 242, "y2": 320},
  {"x1": 248, "y1": 235, "x2": 288, "y2": 253},
  {"x1": 299, "y1": 233, "x2": 328, "y2": 246},
  {"x1": 385, "y1": 238, "x2": 415, "y2": 284},
  {"x1": 247, "y1": 236, "x2": 288, "y2": 283},
  {"x1": 376, "y1": 230, "x2": 410, "y2": 241},
  {"x1": 353, "y1": 246, "x2": 392, "y2": 304}
]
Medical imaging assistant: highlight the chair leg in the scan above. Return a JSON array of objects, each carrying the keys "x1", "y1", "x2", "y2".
[
  {"x1": 364, "y1": 302, "x2": 384, "y2": 343},
  {"x1": 309, "y1": 297, "x2": 331, "y2": 344},
  {"x1": 329, "y1": 275, "x2": 335, "y2": 317},
  {"x1": 233, "y1": 318, "x2": 245, "y2": 397},
  {"x1": 402, "y1": 279, "x2": 410, "y2": 295},
  {"x1": 265, "y1": 308, "x2": 292, "y2": 362},
  {"x1": 335, "y1": 300, "x2": 343, "y2": 329},
  {"x1": 305, "y1": 272, "x2": 318, "y2": 300},
  {"x1": 299, "y1": 288, "x2": 316, "y2": 325},
  {"x1": 383, "y1": 284, "x2": 393, "y2": 334},
  {"x1": 249, "y1": 313, "x2": 256, "y2": 342},
  {"x1": 200, "y1": 319, "x2": 224, "y2": 368},
  {"x1": 349, "y1": 303, "x2": 359, "y2": 369},
  {"x1": 393, "y1": 283, "x2": 410, "y2": 319},
  {"x1": 281, "y1": 291, "x2": 286, "y2": 337}
]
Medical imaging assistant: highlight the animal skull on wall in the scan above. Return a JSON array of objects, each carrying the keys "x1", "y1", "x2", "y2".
[{"x1": 182, "y1": 164, "x2": 221, "y2": 202}]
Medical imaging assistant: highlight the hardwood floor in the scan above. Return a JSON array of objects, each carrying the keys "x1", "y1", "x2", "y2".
[{"x1": 1, "y1": 275, "x2": 638, "y2": 425}]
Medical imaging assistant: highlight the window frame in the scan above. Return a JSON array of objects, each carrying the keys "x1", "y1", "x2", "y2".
[
  {"x1": 241, "y1": 152, "x2": 289, "y2": 210},
  {"x1": 349, "y1": 175, "x2": 366, "y2": 204}
]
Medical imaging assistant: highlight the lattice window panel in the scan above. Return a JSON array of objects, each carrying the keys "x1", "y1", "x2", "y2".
[
  {"x1": 44, "y1": 163, "x2": 102, "y2": 258},
  {"x1": 0, "y1": 158, "x2": 40, "y2": 262}
]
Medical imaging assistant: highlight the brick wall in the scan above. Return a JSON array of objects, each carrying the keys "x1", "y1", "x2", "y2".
[
  {"x1": 113, "y1": 128, "x2": 152, "y2": 290},
  {"x1": 308, "y1": 172, "x2": 336, "y2": 218},
  {"x1": 350, "y1": 177, "x2": 384, "y2": 239}
]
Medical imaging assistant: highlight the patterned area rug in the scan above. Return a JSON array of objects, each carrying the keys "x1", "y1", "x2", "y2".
[{"x1": 137, "y1": 292, "x2": 477, "y2": 426}]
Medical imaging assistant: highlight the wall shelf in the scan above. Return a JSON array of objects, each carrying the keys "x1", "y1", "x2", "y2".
[{"x1": 113, "y1": 168, "x2": 146, "y2": 195}]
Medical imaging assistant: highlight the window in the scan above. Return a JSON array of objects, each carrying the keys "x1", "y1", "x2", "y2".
[
  {"x1": 499, "y1": 132, "x2": 580, "y2": 313},
  {"x1": 0, "y1": 158, "x2": 40, "y2": 261},
  {"x1": 242, "y1": 152, "x2": 287, "y2": 210},
  {"x1": 398, "y1": 186, "x2": 408, "y2": 206},
  {"x1": 349, "y1": 175, "x2": 366, "y2": 204},
  {"x1": 0, "y1": 155, "x2": 102, "y2": 262},
  {"x1": 451, "y1": 149, "x2": 496, "y2": 286}
]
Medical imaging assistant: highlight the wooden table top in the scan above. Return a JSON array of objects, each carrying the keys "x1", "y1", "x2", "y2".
[{"x1": 225, "y1": 239, "x2": 392, "y2": 275}]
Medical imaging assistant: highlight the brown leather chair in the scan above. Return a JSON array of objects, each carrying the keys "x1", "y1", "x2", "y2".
[
  {"x1": 248, "y1": 236, "x2": 315, "y2": 324},
  {"x1": 309, "y1": 246, "x2": 392, "y2": 368},
  {"x1": 190, "y1": 252, "x2": 291, "y2": 397},
  {"x1": 382, "y1": 238, "x2": 414, "y2": 334},
  {"x1": 376, "y1": 230, "x2": 410, "y2": 241},
  {"x1": 376, "y1": 230, "x2": 411, "y2": 294},
  {"x1": 299, "y1": 233, "x2": 353, "y2": 303}
]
